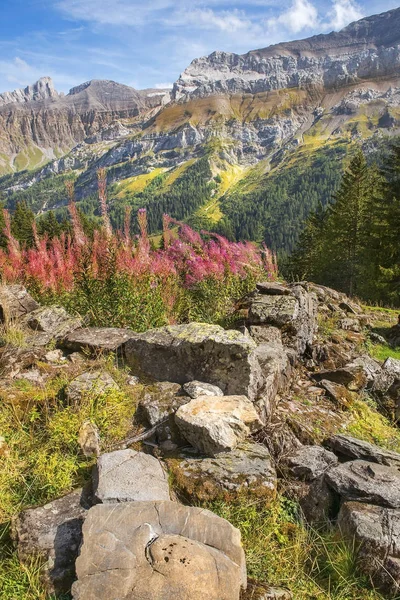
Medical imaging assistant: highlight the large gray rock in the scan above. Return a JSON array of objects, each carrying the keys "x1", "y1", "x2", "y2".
[
  {"x1": 93, "y1": 449, "x2": 170, "y2": 503},
  {"x1": 62, "y1": 327, "x2": 134, "y2": 354},
  {"x1": 247, "y1": 284, "x2": 317, "y2": 354},
  {"x1": 173, "y1": 442, "x2": 277, "y2": 501},
  {"x1": 338, "y1": 501, "x2": 400, "y2": 596},
  {"x1": 283, "y1": 445, "x2": 338, "y2": 482},
  {"x1": 252, "y1": 342, "x2": 292, "y2": 420},
  {"x1": 256, "y1": 281, "x2": 292, "y2": 295},
  {"x1": 0, "y1": 284, "x2": 39, "y2": 322},
  {"x1": 25, "y1": 306, "x2": 82, "y2": 341},
  {"x1": 175, "y1": 395, "x2": 262, "y2": 456},
  {"x1": 12, "y1": 489, "x2": 88, "y2": 594},
  {"x1": 325, "y1": 434, "x2": 400, "y2": 469},
  {"x1": 66, "y1": 370, "x2": 119, "y2": 404},
  {"x1": 325, "y1": 460, "x2": 400, "y2": 508},
  {"x1": 123, "y1": 323, "x2": 264, "y2": 402},
  {"x1": 72, "y1": 501, "x2": 246, "y2": 600}
]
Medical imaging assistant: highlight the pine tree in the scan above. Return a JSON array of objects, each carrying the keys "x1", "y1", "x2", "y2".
[{"x1": 11, "y1": 202, "x2": 35, "y2": 247}]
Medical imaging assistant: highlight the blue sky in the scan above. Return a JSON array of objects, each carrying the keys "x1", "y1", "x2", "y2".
[{"x1": 0, "y1": 0, "x2": 398, "y2": 94}]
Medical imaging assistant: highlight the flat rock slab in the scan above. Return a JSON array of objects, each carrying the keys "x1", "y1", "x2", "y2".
[
  {"x1": 283, "y1": 445, "x2": 338, "y2": 482},
  {"x1": 173, "y1": 442, "x2": 277, "y2": 501},
  {"x1": 72, "y1": 501, "x2": 246, "y2": 600},
  {"x1": 12, "y1": 489, "x2": 88, "y2": 594},
  {"x1": 93, "y1": 449, "x2": 170, "y2": 503},
  {"x1": 326, "y1": 460, "x2": 400, "y2": 508},
  {"x1": 0, "y1": 284, "x2": 39, "y2": 322},
  {"x1": 324, "y1": 434, "x2": 400, "y2": 469},
  {"x1": 338, "y1": 501, "x2": 400, "y2": 596},
  {"x1": 175, "y1": 395, "x2": 262, "y2": 456},
  {"x1": 256, "y1": 282, "x2": 292, "y2": 295},
  {"x1": 124, "y1": 322, "x2": 263, "y2": 401},
  {"x1": 66, "y1": 370, "x2": 119, "y2": 404},
  {"x1": 312, "y1": 365, "x2": 367, "y2": 390},
  {"x1": 62, "y1": 327, "x2": 134, "y2": 353}
]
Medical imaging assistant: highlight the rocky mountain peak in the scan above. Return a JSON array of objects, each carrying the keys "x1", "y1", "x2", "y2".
[
  {"x1": 173, "y1": 6, "x2": 400, "y2": 100},
  {"x1": 0, "y1": 76, "x2": 59, "y2": 107}
]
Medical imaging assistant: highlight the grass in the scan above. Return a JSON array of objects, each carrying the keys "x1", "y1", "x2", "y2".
[
  {"x1": 207, "y1": 497, "x2": 388, "y2": 600},
  {"x1": 114, "y1": 168, "x2": 166, "y2": 197},
  {"x1": 368, "y1": 343, "x2": 400, "y2": 362},
  {"x1": 345, "y1": 398, "x2": 400, "y2": 452}
]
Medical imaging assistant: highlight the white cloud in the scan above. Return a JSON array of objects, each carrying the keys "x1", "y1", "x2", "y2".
[
  {"x1": 326, "y1": 0, "x2": 363, "y2": 30},
  {"x1": 269, "y1": 0, "x2": 319, "y2": 33}
]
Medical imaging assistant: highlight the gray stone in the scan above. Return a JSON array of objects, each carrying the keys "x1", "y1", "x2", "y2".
[
  {"x1": 93, "y1": 449, "x2": 170, "y2": 503},
  {"x1": 72, "y1": 501, "x2": 246, "y2": 600},
  {"x1": 0, "y1": 284, "x2": 39, "y2": 322},
  {"x1": 299, "y1": 477, "x2": 336, "y2": 524},
  {"x1": 256, "y1": 281, "x2": 292, "y2": 295},
  {"x1": 324, "y1": 434, "x2": 400, "y2": 469},
  {"x1": 338, "y1": 317, "x2": 361, "y2": 332},
  {"x1": 183, "y1": 380, "x2": 224, "y2": 398},
  {"x1": 25, "y1": 306, "x2": 82, "y2": 339},
  {"x1": 12, "y1": 489, "x2": 88, "y2": 594},
  {"x1": 312, "y1": 365, "x2": 367, "y2": 390},
  {"x1": 252, "y1": 342, "x2": 292, "y2": 420},
  {"x1": 326, "y1": 460, "x2": 400, "y2": 508},
  {"x1": 347, "y1": 355, "x2": 382, "y2": 386},
  {"x1": 136, "y1": 381, "x2": 188, "y2": 445},
  {"x1": 338, "y1": 501, "x2": 400, "y2": 596},
  {"x1": 175, "y1": 395, "x2": 263, "y2": 456},
  {"x1": 62, "y1": 327, "x2": 134, "y2": 354},
  {"x1": 284, "y1": 445, "x2": 338, "y2": 481},
  {"x1": 249, "y1": 325, "x2": 283, "y2": 346},
  {"x1": 66, "y1": 370, "x2": 118, "y2": 404},
  {"x1": 372, "y1": 357, "x2": 400, "y2": 396},
  {"x1": 78, "y1": 421, "x2": 100, "y2": 457},
  {"x1": 123, "y1": 322, "x2": 264, "y2": 402},
  {"x1": 248, "y1": 285, "x2": 317, "y2": 355},
  {"x1": 174, "y1": 442, "x2": 277, "y2": 501}
]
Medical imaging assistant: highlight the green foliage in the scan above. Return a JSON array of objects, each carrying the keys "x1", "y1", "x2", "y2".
[
  {"x1": 287, "y1": 143, "x2": 400, "y2": 305},
  {"x1": 217, "y1": 143, "x2": 346, "y2": 252},
  {"x1": 208, "y1": 497, "x2": 387, "y2": 600}
]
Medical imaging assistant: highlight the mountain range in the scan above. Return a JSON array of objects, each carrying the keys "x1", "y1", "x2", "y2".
[{"x1": 1, "y1": 5, "x2": 400, "y2": 253}]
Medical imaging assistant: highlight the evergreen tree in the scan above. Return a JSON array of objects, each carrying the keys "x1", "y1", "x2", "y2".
[{"x1": 11, "y1": 202, "x2": 35, "y2": 247}]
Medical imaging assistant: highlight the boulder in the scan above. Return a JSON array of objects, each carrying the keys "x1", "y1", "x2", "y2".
[
  {"x1": 136, "y1": 381, "x2": 188, "y2": 445},
  {"x1": 0, "y1": 284, "x2": 39, "y2": 322},
  {"x1": 256, "y1": 282, "x2": 292, "y2": 295},
  {"x1": 325, "y1": 460, "x2": 400, "y2": 508},
  {"x1": 372, "y1": 357, "x2": 400, "y2": 396},
  {"x1": 62, "y1": 327, "x2": 134, "y2": 354},
  {"x1": 175, "y1": 395, "x2": 262, "y2": 456},
  {"x1": 324, "y1": 434, "x2": 400, "y2": 469},
  {"x1": 252, "y1": 342, "x2": 292, "y2": 420},
  {"x1": 183, "y1": 380, "x2": 223, "y2": 398},
  {"x1": 66, "y1": 370, "x2": 118, "y2": 404},
  {"x1": 123, "y1": 323, "x2": 264, "y2": 402},
  {"x1": 338, "y1": 501, "x2": 400, "y2": 596},
  {"x1": 312, "y1": 365, "x2": 367, "y2": 391},
  {"x1": 247, "y1": 284, "x2": 317, "y2": 354},
  {"x1": 12, "y1": 489, "x2": 88, "y2": 594},
  {"x1": 93, "y1": 449, "x2": 170, "y2": 503},
  {"x1": 25, "y1": 306, "x2": 82, "y2": 340},
  {"x1": 249, "y1": 325, "x2": 283, "y2": 346},
  {"x1": 171, "y1": 442, "x2": 277, "y2": 501},
  {"x1": 72, "y1": 501, "x2": 246, "y2": 600},
  {"x1": 347, "y1": 355, "x2": 382, "y2": 386},
  {"x1": 283, "y1": 446, "x2": 338, "y2": 482}
]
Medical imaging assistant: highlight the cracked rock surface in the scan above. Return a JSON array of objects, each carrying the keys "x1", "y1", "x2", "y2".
[{"x1": 72, "y1": 500, "x2": 246, "y2": 600}]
